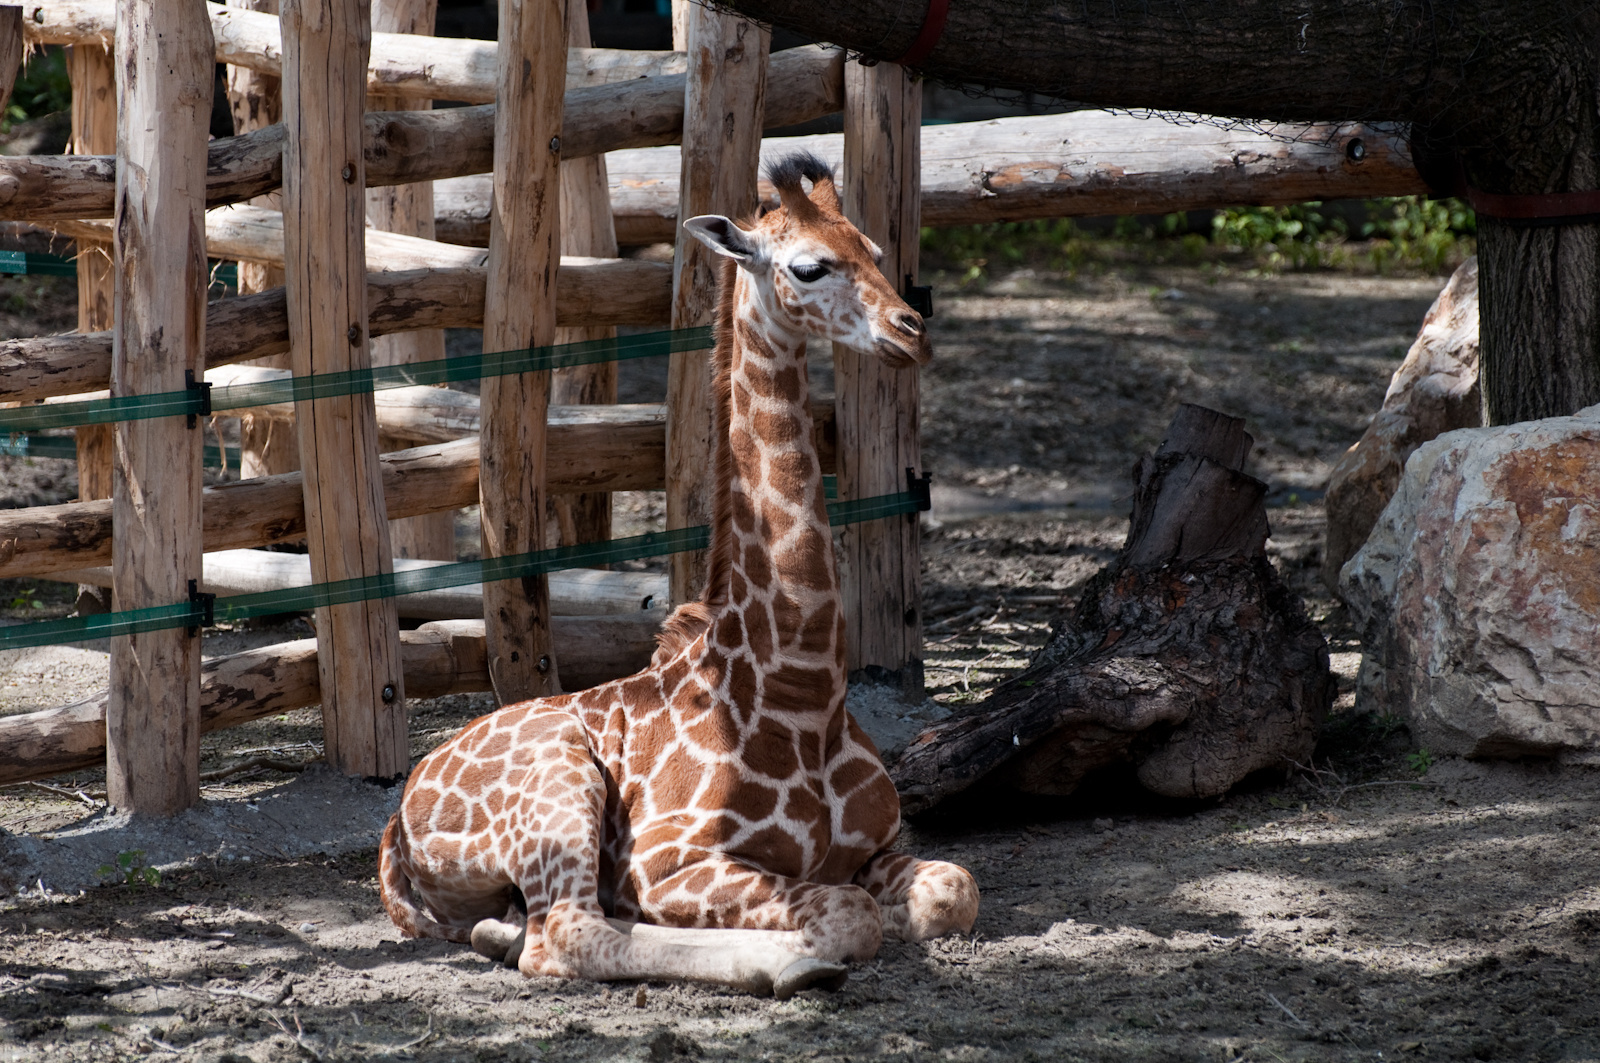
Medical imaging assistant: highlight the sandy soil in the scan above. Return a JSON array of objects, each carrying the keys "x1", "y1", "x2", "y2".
[{"x1": 8, "y1": 259, "x2": 1589, "y2": 1063}]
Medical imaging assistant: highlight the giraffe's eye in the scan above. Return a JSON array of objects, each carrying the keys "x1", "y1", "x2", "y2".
[{"x1": 790, "y1": 262, "x2": 830, "y2": 283}]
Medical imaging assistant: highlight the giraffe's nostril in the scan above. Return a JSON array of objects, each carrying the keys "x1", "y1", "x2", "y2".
[{"x1": 894, "y1": 312, "x2": 924, "y2": 338}]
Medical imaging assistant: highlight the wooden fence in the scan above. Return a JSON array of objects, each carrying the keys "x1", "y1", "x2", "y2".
[{"x1": 0, "y1": 0, "x2": 1429, "y2": 810}]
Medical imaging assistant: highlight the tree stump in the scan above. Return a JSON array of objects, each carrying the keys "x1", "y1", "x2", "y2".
[{"x1": 892, "y1": 405, "x2": 1334, "y2": 813}]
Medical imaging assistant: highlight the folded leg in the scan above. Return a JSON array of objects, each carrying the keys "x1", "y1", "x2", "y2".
[
  {"x1": 640, "y1": 855, "x2": 884, "y2": 964},
  {"x1": 854, "y1": 850, "x2": 980, "y2": 942}
]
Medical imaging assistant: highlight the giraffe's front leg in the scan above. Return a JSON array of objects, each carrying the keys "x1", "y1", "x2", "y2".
[
  {"x1": 854, "y1": 850, "x2": 980, "y2": 943},
  {"x1": 640, "y1": 856, "x2": 884, "y2": 964}
]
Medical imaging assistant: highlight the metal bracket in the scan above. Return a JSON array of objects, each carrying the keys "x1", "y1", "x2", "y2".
[
  {"x1": 906, "y1": 467, "x2": 933, "y2": 512},
  {"x1": 185, "y1": 370, "x2": 212, "y2": 429},
  {"x1": 903, "y1": 274, "x2": 934, "y2": 319},
  {"x1": 188, "y1": 578, "x2": 215, "y2": 635}
]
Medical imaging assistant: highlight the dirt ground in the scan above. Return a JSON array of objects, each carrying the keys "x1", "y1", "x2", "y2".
[{"x1": 8, "y1": 256, "x2": 1597, "y2": 1062}]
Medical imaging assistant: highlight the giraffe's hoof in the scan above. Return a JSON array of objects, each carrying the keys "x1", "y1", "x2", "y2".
[
  {"x1": 771, "y1": 958, "x2": 848, "y2": 1000},
  {"x1": 501, "y1": 928, "x2": 526, "y2": 969},
  {"x1": 470, "y1": 919, "x2": 523, "y2": 966}
]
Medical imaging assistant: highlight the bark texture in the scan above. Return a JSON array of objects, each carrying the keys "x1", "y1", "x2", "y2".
[
  {"x1": 713, "y1": 0, "x2": 1600, "y2": 423},
  {"x1": 891, "y1": 405, "x2": 1334, "y2": 813}
]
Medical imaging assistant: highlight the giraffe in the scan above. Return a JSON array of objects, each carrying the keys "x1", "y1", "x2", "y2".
[{"x1": 379, "y1": 151, "x2": 979, "y2": 998}]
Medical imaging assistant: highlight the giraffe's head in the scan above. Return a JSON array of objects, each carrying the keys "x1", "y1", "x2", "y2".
[{"x1": 682, "y1": 151, "x2": 932, "y2": 368}]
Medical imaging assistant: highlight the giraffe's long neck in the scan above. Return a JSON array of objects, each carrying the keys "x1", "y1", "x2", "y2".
[{"x1": 700, "y1": 259, "x2": 846, "y2": 708}]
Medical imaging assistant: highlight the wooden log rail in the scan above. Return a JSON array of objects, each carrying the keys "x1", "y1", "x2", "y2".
[
  {"x1": 24, "y1": 1, "x2": 685, "y2": 103},
  {"x1": 0, "y1": 404, "x2": 839, "y2": 580},
  {"x1": 434, "y1": 115, "x2": 1430, "y2": 247},
  {"x1": 55, "y1": 550, "x2": 668, "y2": 621},
  {"x1": 0, "y1": 258, "x2": 670, "y2": 404},
  {"x1": 0, "y1": 44, "x2": 843, "y2": 222},
  {"x1": 0, "y1": 617, "x2": 661, "y2": 787}
]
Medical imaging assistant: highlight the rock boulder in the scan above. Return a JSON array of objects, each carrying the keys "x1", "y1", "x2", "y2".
[
  {"x1": 1323, "y1": 257, "x2": 1480, "y2": 591},
  {"x1": 1341, "y1": 404, "x2": 1600, "y2": 759}
]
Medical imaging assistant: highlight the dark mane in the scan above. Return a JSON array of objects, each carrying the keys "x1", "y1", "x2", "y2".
[{"x1": 764, "y1": 150, "x2": 834, "y2": 194}]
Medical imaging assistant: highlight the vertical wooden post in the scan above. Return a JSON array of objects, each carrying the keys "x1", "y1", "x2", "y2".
[
  {"x1": 226, "y1": 0, "x2": 299, "y2": 481},
  {"x1": 665, "y1": 1, "x2": 768, "y2": 604},
  {"x1": 368, "y1": 0, "x2": 454, "y2": 561},
  {"x1": 835, "y1": 61, "x2": 924, "y2": 695},
  {"x1": 550, "y1": 0, "x2": 617, "y2": 551},
  {"x1": 282, "y1": 0, "x2": 408, "y2": 777},
  {"x1": 67, "y1": 43, "x2": 114, "y2": 615},
  {"x1": 106, "y1": 0, "x2": 212, "y2": 815},
  {"x1": 479, "y1": 0, "x2": 563, "y2": 701},
  {"x1": 0, "y1": 7, "x2": 20, "y2": 114}
]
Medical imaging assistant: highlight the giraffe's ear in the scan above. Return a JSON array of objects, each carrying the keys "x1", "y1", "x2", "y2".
[{"x1": 682, "y1": 215, "x2": 764, "y2": 265}]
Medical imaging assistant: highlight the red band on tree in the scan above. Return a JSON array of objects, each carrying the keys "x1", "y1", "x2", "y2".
[
  {"x1": 894, "y1": 0, "x2": 950, "y2": 66},
  {"x1": 1468, "y1": 186, "x2": 1600, "y2": 226}
]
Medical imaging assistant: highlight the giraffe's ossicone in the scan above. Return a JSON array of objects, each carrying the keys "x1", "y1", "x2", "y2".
[{"x1": 379, "y1": 151, "x2": 979, "y2": 997}]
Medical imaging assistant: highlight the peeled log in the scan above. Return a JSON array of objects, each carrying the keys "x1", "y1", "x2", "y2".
[
  {"x1": 0, "y1": 258, "x2": 669, "y2": 405},
  {"x1": 25, "y1": 1, "x2": 682, "y2": 104},
  {"x1": 0, "y1": 615, "x2": 660, "y2": 786},
  {"x1": 52, "y1": 549, "x2": 669, "y2": 621},
  {"x1": 0, "y1": 45, "x2": 842, "y2": 222},
  {"x1": 435, "y1": 115, "x2": 1426, "y2": 247},
  {"x1": 891, "y1": 405, "x2": 1333, "y2": 812},
  {"x1": 0, "y1": 404, "x2": 837, "y2": 579}
]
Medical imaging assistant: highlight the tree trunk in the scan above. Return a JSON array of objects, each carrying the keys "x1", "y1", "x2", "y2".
[
  {"x1": 714, "y1": 0, "x2": 1600, "y2": 424},
  {"x1": 890, "y1": 406, "x2": 1333, "y2": 814}
]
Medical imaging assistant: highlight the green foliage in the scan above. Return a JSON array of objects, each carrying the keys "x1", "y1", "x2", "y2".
[
  {"x1": 1406, "y1": 748, "x2": 1436, "y2": 776},
  {"x1": 920, "y1": 197, "x2": 1476, "y2": 282},
  {"x1": 98, "y1": 850, "x2": 161, "y2": 889},
  {"x1": 1212, "y1": 201, "x2": 1349, "y2": 247},
  {"x1": 7, "y1": 587, "x2": 44, "y2": 611},
  {"x1": 1361, "y1": 197, "x2": 1477, "y2": 275},
  {"x1": 920, "y1": 219, "x2": 1086, "y2": 283},
  {"x1": 4, "y1": 47, "x2": 72, "y2": 133}
]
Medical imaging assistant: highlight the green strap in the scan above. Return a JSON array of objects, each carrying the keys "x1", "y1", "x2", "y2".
[
  {"x1": 0, "y1": 326, "x2": 715, "y2": 434},
  {"x1": 2, "y1": 433, "x2": 240, "y2": 468},
  {"x1": 0, "y1": 488, "x2": 924, "y2": 651},
  {"x1": 0, "y1": 251, "x2": 238, "y2": 286},
  {"x1": 0, "y1": 251, "x2": 80, "y2": 278}
]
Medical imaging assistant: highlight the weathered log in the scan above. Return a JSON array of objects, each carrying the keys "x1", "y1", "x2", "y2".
[
  {"x1": 106, "y1": 0, "x2": 212, "y2": 814},
  {"x1": 366, "y1": 0, "x2": 454, "y2": 560},
  {"x1": 0, "y1": 615, "x2": 661, "y2": 787},
  {"x1": 281, "y1": 0, "x2": 408, "y2": 778},
  {"x1": 478, "y1": 0, "x2": 564, "y2": 702},
  {"x1": 665, "y1": 3, "x2": 768, "y2": 604},
  {"x1": 551, "y1": 0, "x2": 622, "y2": 550},
  {"x1": 66, "y1": 42, "x2": 116, "y2": 617},
  {"x1": 54, "y1": 548, "x2": 667, "y2": 621},
  {"x1": 890, "y1": 404, "x2": 1334, "y2": 812},
  {"x1": 435, "y1": 116, "x2": 1427, "y2": 248},
  {"x1": 834, "y1": 60, "x2": 922, "y2": 690},
  {"x1": 0, "y1": 404, "x2": 837, "y2": 580},
  {"x1": 0, "y1": 45, "x2": 842, "y2": 221},
  {"x1": 24, "y1": 0, "x2": 682, "y2": 104},
  {"x1": 223, "y1": 0, "x2": 293, "y2": 485},
  {"x1": 201, "y1": 368, "x2": 644, "y2": 446},
  {"x1": 0, "y1": 258, "x2": 671, "y2": 404},
  {"x1": 55, "y1": 202, "x2": 487, "y2": 269}
]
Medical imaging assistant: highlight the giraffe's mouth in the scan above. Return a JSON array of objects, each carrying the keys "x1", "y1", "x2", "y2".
[{"x1": 875, "y1": 336, "x2": 930, "y2": 368}]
